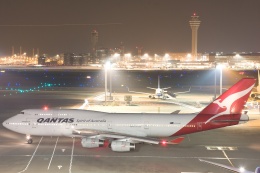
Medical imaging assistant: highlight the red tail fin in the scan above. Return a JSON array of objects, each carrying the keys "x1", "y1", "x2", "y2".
[
  {"x1": 200, "y1": 78, "x2": 256, "y2": 123},
  {"x1": 172, "y1": 78, "x2": 256, "y2": 136}
]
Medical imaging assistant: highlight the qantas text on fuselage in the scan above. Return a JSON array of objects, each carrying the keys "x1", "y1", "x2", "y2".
[{"x1": 3, "y1": 78, "x2": 256, "y2": 152}]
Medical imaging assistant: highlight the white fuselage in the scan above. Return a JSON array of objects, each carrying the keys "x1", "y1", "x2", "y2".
[{"x1": 3, "y1": 109, "x2": 197, "y2": 138}]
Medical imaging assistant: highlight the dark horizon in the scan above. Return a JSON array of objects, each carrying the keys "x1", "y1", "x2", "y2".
[{"x1": 0, "y1": 0, "x2": 260, "y2": 56}]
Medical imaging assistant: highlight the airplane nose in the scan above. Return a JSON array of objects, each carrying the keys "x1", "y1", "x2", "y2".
[
  {"x1": 2, "y1": 120, "x2": 7, "y2": 128},
  {"x1": 2, "y1": 119, "x2": 10, "y2": 129}
]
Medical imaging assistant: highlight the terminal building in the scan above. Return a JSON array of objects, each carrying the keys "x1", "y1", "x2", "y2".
[{"x1": 209, "y1": 52, "x2": 260, "y2": 69}]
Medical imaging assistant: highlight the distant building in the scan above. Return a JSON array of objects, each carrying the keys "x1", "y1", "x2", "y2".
[
  {"x1": 63, "y1": 53, "x2": 92, "y2": 66},
  {"x1": 96, "y1": 48, "x2": 110, "y2": 63},
  {"x1": 91, "y1": 30, "x2": 98, "y2": 58},
  {"x1": 38, "y1": 54, "x2": 47, "y2": 65},
  {"x1": 63, "y1": 53, "x2": 75, "y2": 66},
  {"x1": 209, "y1": 52, "x2": 260, "y2": 69},
  {"x1": 168, "y1": 53, "x2": 208, "y2": 61}
]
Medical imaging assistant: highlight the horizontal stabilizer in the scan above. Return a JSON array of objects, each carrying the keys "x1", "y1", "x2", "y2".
[{"x1": 167, "y1": 137, "x2": 184, "y2": 144}]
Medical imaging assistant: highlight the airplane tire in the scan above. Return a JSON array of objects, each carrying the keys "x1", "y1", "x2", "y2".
[{"x1": 27, "y1": 139, "x2": 33, "y2": 144}]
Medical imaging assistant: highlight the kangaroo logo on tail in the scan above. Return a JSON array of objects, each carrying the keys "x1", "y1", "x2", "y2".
[{"x1": 205, "y1": 83, "x2": 255, "y2": 124}]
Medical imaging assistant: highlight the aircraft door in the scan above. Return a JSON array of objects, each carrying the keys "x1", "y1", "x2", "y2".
[
  {"x1": 143, "y1": 121, "x2": 150, "y2": 136},
  {"x1": 144, "y1": 121, "x2": 149, "y2": 129},
  {"x1": 107, "y1": 121, "x2": 113, "y2": 130},
  {"x1": 26, "y1": 118, "x2": 37, "y2": 128}
]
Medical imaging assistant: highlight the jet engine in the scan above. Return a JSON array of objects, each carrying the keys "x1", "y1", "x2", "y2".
[
  {"x1": 110, "y1": 141, "x2": 135, "y2": 152},
  {"x1": 250, "y1": 93, "x2": 260, "y2": 99},
  {"x1": 81, "y1": 138, "x2": 104, "y2": 148}
]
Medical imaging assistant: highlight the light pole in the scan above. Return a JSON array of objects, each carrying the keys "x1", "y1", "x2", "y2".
[
  {"x1": 104, "y1": 61, "x2": 110, "y2": 105},
  {"x1": 220, "y1": 66, "x2": 222, "y2": 95},
  {"x1": 216, "y1": 64, "x2": 223, "y2": 95},
  {"x1": 214, "y1": 62, "x2": 217, "y2": 100},
  {"x1": 109, "y1": 66, "x2": 112, "y2": 100}
]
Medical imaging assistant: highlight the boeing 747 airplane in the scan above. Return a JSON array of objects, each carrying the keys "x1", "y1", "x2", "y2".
[{"x1": 2, "y1": 78, "x2": 255, "y2": 152}]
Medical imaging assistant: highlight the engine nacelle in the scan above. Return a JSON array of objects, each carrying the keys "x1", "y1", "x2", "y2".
[
  {"x1": 110, "y1": 141, "x2": 135, "y2": 152},
  {"x1": 81, "y1": 138, "x2": 104, "y2": 148},
  {"x1": 256, "y1": 167, "x2": 260, "y2": 173},
  {"x1": 239, "y1": 113, "x2": 249, "y2": 124},
  {"x1": 250, "y1": 93, "x2": 260, "y2": 99}
]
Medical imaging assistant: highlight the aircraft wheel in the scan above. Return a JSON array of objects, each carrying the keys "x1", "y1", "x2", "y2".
[{"x1": 27, "y1": 138, "x2": 33, "y2": 144}]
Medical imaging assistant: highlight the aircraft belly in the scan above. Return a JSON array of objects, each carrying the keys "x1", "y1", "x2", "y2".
[
  {"x1": 30, "y1": 126, "x2": 62, "y2": 136},
  {"x1": 148, "y1": 127, "x2": 179, "y2": 137}
]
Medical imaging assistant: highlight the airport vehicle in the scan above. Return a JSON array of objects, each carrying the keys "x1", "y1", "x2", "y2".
[
  {"x1": 3, "y1": 78, "x2": 255, "y2": 152},
  {"x1": 128, "y1": 76, "x2": 190, "y2": 99},
  {"x1": 199, "y1": 159, "x2": 260, "y2": 173}
]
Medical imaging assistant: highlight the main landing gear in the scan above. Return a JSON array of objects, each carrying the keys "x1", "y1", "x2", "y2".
[{"x1": 26, "y1": 135, "x2": 33, "y2": 144}]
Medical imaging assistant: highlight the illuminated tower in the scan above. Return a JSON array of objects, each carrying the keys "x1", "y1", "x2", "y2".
[
  {"x1": 189, "y1": 13, "x2": 201, "y2": 61},
  {"x1": 91, "y1": 30, "x2": 98, "y2": 57}
]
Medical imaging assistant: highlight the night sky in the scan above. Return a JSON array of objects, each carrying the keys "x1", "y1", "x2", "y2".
[{"x1": 0, "y1": 0, "x2": 260, "y2": 56}]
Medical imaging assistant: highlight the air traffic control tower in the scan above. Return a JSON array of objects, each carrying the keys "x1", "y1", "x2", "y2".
[{"x1": 189, "y1": 13, "x2": 201, "y2": 61}]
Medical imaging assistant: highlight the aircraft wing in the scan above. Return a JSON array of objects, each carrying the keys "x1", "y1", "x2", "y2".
[
  {"x1": 199, "y1": 159, "x2": 253, "y2": 173},
  {"x1": 173, "y1": 86, "x2": 191, "y2": 95},
  {"x1": 127, "y1": 87, "x2": 153, "y2": 95},
  {"x1": 72, "y1": 129, "x2": 184, "y2": 145},
  {"x1": 147, "y1": 87, "x2": 157, "y2": 90}
]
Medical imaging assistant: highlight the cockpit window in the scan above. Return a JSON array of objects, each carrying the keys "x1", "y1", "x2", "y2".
[{"x1": 20, "y1": 112, "x2": 24, "y2": 114}]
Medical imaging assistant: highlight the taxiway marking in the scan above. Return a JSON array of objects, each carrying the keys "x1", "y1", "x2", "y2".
[
  {"x1": 17, "y1": 136, "x2": 43, "y2": 173},
  {"x1": 222, "y1": 150, "x2": 234, "y2": 167},
  {"x1": 47, "y1": 136, "x2": 59, "y2": 170},
  {"x1": 69, "y1": 138, "x2": 75, "y2": 173},
  {"x1": 205, "y1": 146, "x2": 238, "y2": 151}
]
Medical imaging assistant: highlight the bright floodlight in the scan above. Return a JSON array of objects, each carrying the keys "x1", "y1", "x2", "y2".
[
  {"x1": 235, "y1": 54, "x2": 241, "y2": 58},
  {"x1": 164, "y1": 53, "x2": 169, "y2": 58},
  {"x1": 216, "y1": 64, "x2": 224, "y2": 69},
  {"x1": 113, "y1": 53, "x2": 120, "y2": 57},
  {"x1": 105, "y1": 61, "x2": 111, "y2": 69},
  {"x1": 239, "y1": 167, "x2": 245, "y2": 172},
  {"x1": 187, "y1": 53, "x2": 192, "y2": 58},
  {"x1": 124, "y1": 53, "x2": 131, "y2": 57},
  {"x1": 144, "y1": 53, "x2": 148, "y2": 57}
]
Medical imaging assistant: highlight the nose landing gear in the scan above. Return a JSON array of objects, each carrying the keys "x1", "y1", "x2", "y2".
[{"x1": 26, "y1": 135, "x2": 33, "y2": 144}]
